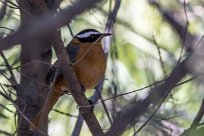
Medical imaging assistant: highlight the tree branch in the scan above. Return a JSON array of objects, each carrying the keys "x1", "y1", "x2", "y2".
[
  {"x1": 181, "y1": 98, "x2": 204, "y2": 136},
  {"x1": 105, "y1": 58, "x2": 188, "y2": 135},
  {"x1": 0, "y1": 129, "x2": 12, "y2": 136},
  {"x1": 0, "y1": 0, "x2": 102, "y2": 51},
  {"x1": 28, "y1": 0, "x2": 104, "y2": 135},
  {"x1": 191, "y1": 99, "x2": 204, "y2": 129},
  {"x1": 71, "y1": 0, "x2": 121, "y2": 135},
  {"x1": 51, "y1": 29, "x2": 104, "y2": 136},
  {"x1": 148, "y1": 0, "x2": 195, "y2": 52}
]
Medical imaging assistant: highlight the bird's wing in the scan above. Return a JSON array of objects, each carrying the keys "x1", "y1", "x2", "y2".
[
  {"x1": 66, "y1": 44, "x2": 80, "y2": 63},
  {"x1": 46, "y1": 44, "x2": 80, "y2": 85}
]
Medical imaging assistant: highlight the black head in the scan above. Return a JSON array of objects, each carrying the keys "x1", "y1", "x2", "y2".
[{"x1": 75, "y1": 29, "x2": 111, "y2": 43}]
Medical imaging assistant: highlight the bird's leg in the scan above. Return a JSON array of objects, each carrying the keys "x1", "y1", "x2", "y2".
[
  {"x1": 80, "y1": 84, "x2": 86, "y2": 93},
  {"x1": 79, "y1": 84, "x2": 95, "y2": 112},
  {"x1": 88, "y1": 99, "x2": 94, "y2": 112}
]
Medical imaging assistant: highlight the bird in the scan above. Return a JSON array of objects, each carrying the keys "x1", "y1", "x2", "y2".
[{"x1": 30, "y1": 29, "x2": 111, "y2": 129}]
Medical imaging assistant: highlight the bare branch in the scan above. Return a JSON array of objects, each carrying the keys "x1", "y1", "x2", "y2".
[
  {"x1": 0, "y1": 0, "x2": 7, "y2": 21},
  {"x1": 51, "y1": 29, "x2": 104, "y2": 135},
  {"x1": 0, "y1": 0, "x2": 102, "y2": 51},
  {"x1": 181, "y1": 98, "x2": 204, "y2": 136},
  {"x1": 0, "y1": 26, "x2": 14, "y2": 32},
  {"x1": 105, "y1": 58, "x2": 188, "y2": 135},
  {"x1": 0, "y1": 103, "x2": 15, "y2": 113},
  {"x1": 0, "y1": 51, "x2": 18, "y2": 85},
  {"x1": 153, "y1": 37, "x2": 167, "y2": 78},
  {"x1": 149, "y1": 0, "x2": 195, "y2": 52},
  {"x1": 0, "y1": 84, "x2": 47, "y2": 136},
  {"x1": 71, "y1": 0, "x2": 121, "y2": 135},
  {"x1": 27, "y1": 0, "x2": 104, "y2": 135},
  {"x1": 52, "y1": 108, "x2": 78, "y2": 118},
  {"x1": 191, "y1": 99, "x2": 204, "y2": 128},
  {"x1": 0, "y1": 129, "x2": 12, "y2": 136}
]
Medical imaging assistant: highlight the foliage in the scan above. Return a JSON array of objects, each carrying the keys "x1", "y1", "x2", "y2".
[{"x1": 0, "y1": 0, "x2": 204, "y2": 136}]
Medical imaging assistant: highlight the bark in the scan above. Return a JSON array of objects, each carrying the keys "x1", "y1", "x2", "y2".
[
  {"x1": 105, "y1": 59, "x2": 188, "y2": 135},
  {"x1": 16, "y1": 0, "x2": 103, "y2": 135},
  {"x1": 17, "y1": 0, "x2": 52, "y2": 135}
]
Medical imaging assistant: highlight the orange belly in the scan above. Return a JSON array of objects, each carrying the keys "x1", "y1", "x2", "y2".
[
  {"x1": 55, "y1": 44, "x2": 106, "y2": 91},
  {"x1": 74, "y1": 45, "x2": 106, "y2": 89}
]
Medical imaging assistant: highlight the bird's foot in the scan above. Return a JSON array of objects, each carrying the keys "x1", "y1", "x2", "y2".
[
  {"x1": 88, "y1": 99, "x2": 95, "y2": 111},
  {"x1": 80, "y1": 84, "x2": 86, "y2": 93}
]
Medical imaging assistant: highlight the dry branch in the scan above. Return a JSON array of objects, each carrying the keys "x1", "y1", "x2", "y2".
[
  {"x1": 72, "y1": 0, "x2": 121, "y2": 135},
  {"x1": 29, "y1": 0, "x2": 104, "y2": 135},
  {"x1": 51, "y1": 29, "x2": 104, "y2": 136},
  {"x1": 105, "y1": 58, "x2": 188, "y2": 135},
  {"x1": 181, "y1": 98, "x2": 204, "y2": 135},
  {"x1": 0, "y1": 0, "x2": 102, "y2": 51}
]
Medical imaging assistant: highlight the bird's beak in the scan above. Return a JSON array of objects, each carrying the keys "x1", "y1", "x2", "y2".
[{"x1": 101, "y1": 33, "x2": 112, "y2": 37}]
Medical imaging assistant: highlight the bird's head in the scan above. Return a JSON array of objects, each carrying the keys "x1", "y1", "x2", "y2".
[{"x1": 72, "y1": 29, "x2": 111, "y2": 44}]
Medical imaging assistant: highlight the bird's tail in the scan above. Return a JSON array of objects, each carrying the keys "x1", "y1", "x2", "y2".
[{"x1": 30, "y1": 87, "x2": 63, "y2": 130}]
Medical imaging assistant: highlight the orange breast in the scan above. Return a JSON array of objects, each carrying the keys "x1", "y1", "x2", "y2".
[{"x1": 73, "y1": 43, "x2": 106, "y2": 89}]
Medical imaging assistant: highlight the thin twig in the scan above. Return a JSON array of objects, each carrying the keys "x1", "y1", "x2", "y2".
[
  {"x1": 0, "y1": 51, "x2": 18, "y2": 85},
  {"x1": 191, "y1": 98, "x2": 204, "y2": 128},
  {"x1": 0, "y1": 84, "x2": 48, "y2": 136},
  {"x1": 181, "y1": 98, "x2": 204, "y2": 136},
  {"x1": 176, "y1": 0, "x2": 190, "y2": 65},
  {"x1": 0, "y1": 71, "x2": 15, "y2": 87},
  {"x1": 133, "y1": 90, "x2": 171, "y2": 135},
  {"x1": 0, "y1": 0, "x2": 32, "y2": 16},
  {"x1": 16, "y1": 69, "x2": 68, "y2": 95},
  {"x1": 77, "y1": 76, "x2": 195, "y2": 109},
  {"x1": 52, "y1": 108, "x2": 78, "y2": 118},
  {"x1": 105, "y1": 58, "x2": 188, "y2": 135},
  {"x1": 0, "y1": 0, "x2": 19, "y2": 9},
  {"x1": 71, "y1": 35, "x2": 103, "y2": 65},
  {"x1": 0, "y1": 129, "x2": 12, "y2": 136},
  {"x1": 51, "y1": 24, "x2": 104, "y2": 135},
  {"x1": 0, "y1": 0, "x2": 102, "y2": 51},
  {"x1": 0, "y1": 0, "x2": 8, "y2": 21},
  {"x1": 0, "y1": 26, "x2": 14, "y2": 32},
  {"x1": 58, "y1": 7, "x2": 74, "y2": 37},
  {"x1": 148, "y1": 114, "x2": 183, "y2": 125},
  {"x1": 67, "y1": 24, "x2": 74, "y2": 37},
  {"x1": 97, "y1": 85, "x2": 112, "y2": 124},
  {"x1": 153, "y1": 37, "x2": 166, "y2": 78},
  {"x1": 0, "y1": 103, "x2": 15, "y2": 113},
  {"x1": 11, "y1": 63, "x2": 196, "y2": 109}
]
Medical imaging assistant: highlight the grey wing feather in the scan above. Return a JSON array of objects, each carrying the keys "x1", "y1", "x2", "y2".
[
  {"x1": 46, "y1": 44, "x2": 80, "y2": 84},
  {"x1": 66, "y1": 44, "x2": 80, "y2": 63}
]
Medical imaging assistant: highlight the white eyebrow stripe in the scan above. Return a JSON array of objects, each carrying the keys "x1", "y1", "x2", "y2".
[{"x1": 76, "y1": 31, "x2": 100, "y2": 38}]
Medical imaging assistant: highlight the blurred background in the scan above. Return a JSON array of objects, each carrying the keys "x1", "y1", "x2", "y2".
[{"x1": 1, "y1": 0, "x2": 204, "y2": 136}]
